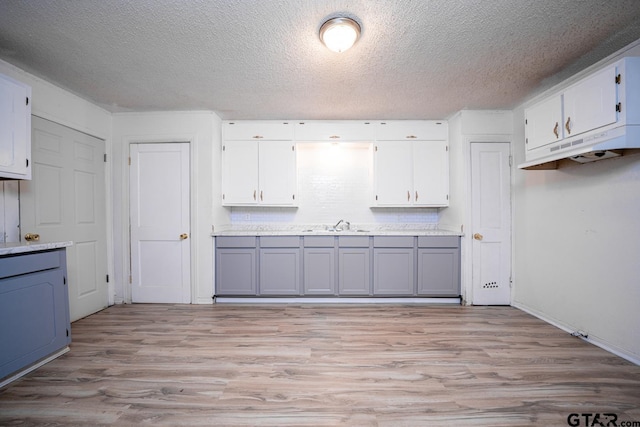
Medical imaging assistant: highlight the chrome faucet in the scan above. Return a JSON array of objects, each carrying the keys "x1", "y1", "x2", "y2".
[{"x1": 334, "y1": 219, "x2": 350, "y2": 231}]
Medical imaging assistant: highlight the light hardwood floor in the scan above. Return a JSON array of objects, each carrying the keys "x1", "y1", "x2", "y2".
[{"x1": 1, "y1": 304, "x2": 639, "y2": 426}]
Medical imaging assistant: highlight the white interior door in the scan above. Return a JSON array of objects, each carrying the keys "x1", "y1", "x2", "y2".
[
  {"x1": 20, "y1": 116, "x2": 108, "y2": 321},
  {"x1": 471, "y1": 142, "x2": 511, "y2": 305},
  {"x1": 130, "y1": 143, "x2": 190, "y2": 303}
]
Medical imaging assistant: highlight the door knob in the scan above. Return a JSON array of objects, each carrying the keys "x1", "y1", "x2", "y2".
[
  {"x1": 24, "y1": 233, "x2": 40, "y2": 242},
  {"x1": 473, "y1": 233, "x2": 483, "y2": 241},
  {"x1": 180, "y1": 233, "x2": 189, "y2": 240}
]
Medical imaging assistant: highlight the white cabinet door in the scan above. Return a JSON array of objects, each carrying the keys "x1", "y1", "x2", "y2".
[
  {"x1": 413, "y1": 140, "x2": 449, "y2": 206},
  {"x1": 0, "y1": 74, "x2": 31, "y2": 179},
  {"x1": 222, "y1": 140, "x2": 259, "y2": 205},
  {"x1": 374, "y1": 141, "x2": 413, "y2": 206},
  {"x1": 563, "y1": 65, "x2": 617, "y2": 137},
  {"x1": 525, "y1": 95, "x2": 563, "y2": 151},
  {"x1": 259, "y1": 141, "x2": 296, "y2": 205},
  {"x1": 224, "y1": 121, "x2": 293, "y2": 141},
  {"x1": 376, "y1": 121, "x2": 448, "y2": 141},
  {"x1": 294, "y1": 121, "x2": 375, "y2": 141},
  {"x1": 374, "y1": 140, "x2": 449, "y2": 207}
]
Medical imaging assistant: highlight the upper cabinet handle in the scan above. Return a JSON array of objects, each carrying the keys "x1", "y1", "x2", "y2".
[
  {"x1": 553, "y1": 122, "x2": 559, "y2": 139},
  {"x1": 252, "y1": 135, "x2": 264, "y2": 139},
  {"x1": 406, "y1": 135, "x2": 417, "y2": 139},
  {"x1": 329, "y1": 135, "x2": 340, "y2": 139},
  {"x1": 407, "y1": 190, "x2": 411, "y2": 201},
  {"x1": 253, "y1": 190, "x2": 256, "y2": 200},
  {"x1": 565, "y1": 117, "x2": 571, "y2": 135}
]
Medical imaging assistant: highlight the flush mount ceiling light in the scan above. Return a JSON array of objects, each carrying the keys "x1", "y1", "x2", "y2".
[{"x1": 319, "y1": 17, "x2": 361, "y2": 53}]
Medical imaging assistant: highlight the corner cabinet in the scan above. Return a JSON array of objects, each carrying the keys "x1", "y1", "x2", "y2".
[
  {"x1": 373, "y1": 121, "x2": 449, "y2": 207},
  {"x1": 221, "y1": 121, "x2": 297, "y2": 206},
  {"x1": 0, "y1": 248, "x2": 70, "y2": 382},
  {"x1": 0, "y1": 73, "x2": 32, "y2": 180}
]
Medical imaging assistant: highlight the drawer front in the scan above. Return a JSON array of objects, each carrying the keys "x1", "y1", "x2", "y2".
[
  {"x1": 0, "y1": 250, "x2": 62, "y2": 279},
  {"x1": 294, "y1": 121, "x2": 375, "y2": 141},
  {"x1": 373, "y1": 236, "x2": 414, "y2": 248},
  {"x1": 338, "y1": 236, "x2": 370, "y2": 248},
  {"x1": 303, "y1": 236, "x2": 335, "y2": 247},
  {"x1": 216, "y1": 236, "x2": 257, "y2": 248},
  {"x1": 375, "y1": 120, "x2": 448, "y2": 141},
  {"x1": 259, "y1": 236, "x2": 301, "y2": 248},
  {"x1": 417, "y1": 236, "x2": 460, "y2": 248}
]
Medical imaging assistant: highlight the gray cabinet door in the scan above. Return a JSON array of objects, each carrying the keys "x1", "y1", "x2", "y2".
[
  {"x1": 259, "y1": 248, "x2": 301, "y2": 295},
  {"x1": 216, "y1": 249, "x2": 257, "y2": 295},
  {"x1": 373, "y1": 248, "x2": 415, "y2": 295},
  {"x1": 304, "y1": 248, "x2": 335, "y2": 295},
  {"x1": 338, "y1": 248, "x2": 370, "y2": 295},
  {"x1": 0, "y1": 249, "x2": 70, "y2": 380},
  {"x1": 417, "y1": 248, "x2": 460, "y2": 296}
]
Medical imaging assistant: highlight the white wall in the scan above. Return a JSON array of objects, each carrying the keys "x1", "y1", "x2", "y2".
[
  {"x1": 111, "y1": 111, "x2": 226, "y2": 305},
  {"x1": 512, "y1": 42, "x2": 640, "y2": 363}
]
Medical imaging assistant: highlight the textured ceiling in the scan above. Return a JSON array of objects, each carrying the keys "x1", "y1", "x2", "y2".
[{"x1": 1, "y1": 0, "x2": 640, "y2": 120}]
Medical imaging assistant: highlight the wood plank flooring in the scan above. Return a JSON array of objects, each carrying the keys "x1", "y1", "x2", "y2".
[{"x1": 1, "y1": 304, "x2": 639, "y2": 426}]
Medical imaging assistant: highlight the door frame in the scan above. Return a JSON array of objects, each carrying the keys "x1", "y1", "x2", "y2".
[
  {"x1": 461, "y1": 136, "x2": 513, "y2": 305},
  {"x1": 121, "y1": 137, "x2": 195, "y2": 304}
]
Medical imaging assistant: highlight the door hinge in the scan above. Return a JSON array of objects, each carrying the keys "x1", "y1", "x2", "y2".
[
  {"x1": 292, "y1": 194, "x2": 295, "y2": 200},
  {"x1": 222, "y1": 193, "x2": 225, "y2": 200},
  {"x1": 66, "y1": 329, "x2": 69, "y2": 337},
  {"x1": 106, "y1": 274, "x2": 109, "y2": 283},
  {"x1": 26, "y1": 97, "x2": 29, "y2": 106},
  {"x1": 104, "y1": 153, "x2": 107, "y2": 162},
  {"x1": 128, "y1": 156, "x2": 131, "y2": 165},
  {"x1": 446, "y1": 194, "x2": 449, "y2": 200},
  {"x1": 616, "y1": 102, "x2": 622, "y2": 113},
  {"x1": 63, "y1": 276, "x2": 67, "y2": 285},
  {"x1": 292, "y1": 145, "x2": 295, "y2": 151},
  {"x1": 525, "y1": 119, "x2": 528, "y2": 125},
  {"x1": 446, "y1": 145, "x2": 449, "y2": 152},
  {"x1": 375, "y1": 146, "x2": 378, "y2": 152},
  {"x1": 222, "y1": 145, "x2": 225, "y2": 151},
  {"x1": 375, "y1": 195, "x2": 378, "y2": 201},
  {"x1": 615, "y1": 74, "x2": 621, "y2": 84}
]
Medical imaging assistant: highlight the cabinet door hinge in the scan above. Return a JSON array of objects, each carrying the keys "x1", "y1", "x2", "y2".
[
  {"x1": 292, "y1": 194, "x2": 295, "y2": 200},
  {"x1": 374, "y1": 146, "x2": 378, "y2": 152},
  {"x1": 26, "y1": 97, "x2": 29, "y2": 106},
  {"x1": 509, "y1": 155, "x2": 513, "y2": 167},
  {"x1": 128, "y1": 157, "x2": 131, "y2": 166},
  {"x1": 26, "y1": 158, "x2": 29, "y2": 167},
  {"x1": 106, "y1": 274, "x2": 109, "y2": 283},
  {"x1": 63, "y1": 276, "x2": 67, "y2": 285},
  {"x1": 525, "y1": 119, "x2": 528, "y2": 125},
  {"x1": 222, "y1": 145, "x2": 226, "y2": 151},
  {"x1": 222, "y1": 193, "x2": 225, "y2": 200},
  {"x1": 446, "y1": 194, "x2": 449, "y2": 200},
  {"x1": 129, "y1": 275, "x2": 132, "y2": 284},
  {"x1": 615, "y1": 74, "x2": 621, "y2": 84},
  {"x1": 375, "y1": 195, "x2": 378, "y2": 201},
  {"x1": 446, "y1": 145, "x2": 449, "y2": 152},
  {"x1": 66, "y1": 329, "x2": 69, "y2": 337},
  {"x1": 291, "y1": 145, "x2": 295, "y2": 151},
  {"x1": 104, "y1": 153, "x2": 107, "y2": 162},
  {"x1": 616, "y1": 102, "x2": 622, "y2": 113}
]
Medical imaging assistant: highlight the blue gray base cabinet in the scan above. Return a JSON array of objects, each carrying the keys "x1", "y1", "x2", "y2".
[
  {"x1": 215, "y1": 234, "x2": 460, "y2": 298},
  {"x1": 0, "y1": 248, "x2": 71, "y2": 382}
]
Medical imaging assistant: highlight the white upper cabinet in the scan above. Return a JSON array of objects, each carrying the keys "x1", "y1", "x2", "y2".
[
  {"x1": 523, "y1": 57, "x2": 640, "y2": 166},
  {"x1": 294, "y1": 121, "x2": 375, "y2": 141},
  {"x1": 525, "y1": 95, "x2": 563, "y2": 151},
  {"x1": 373, "y1": 121, "x2": 449, "y2": 207},
  {"x1": 562, "y1": 65, "x2": 617, "y2": 138},
  {"x1": 222, "y1": 121, "x2": 296, "y2": 206},
  {"x1": 375, "y1": 120, "x2": 448, "y2": 141},
  {"x1": 0, "y1": 73, "x2": 31, "y2": 180}
]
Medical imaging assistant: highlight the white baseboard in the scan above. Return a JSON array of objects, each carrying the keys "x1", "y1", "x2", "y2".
[{"x1": 512, "y1": 302, "x2": 639, "y2": 366}]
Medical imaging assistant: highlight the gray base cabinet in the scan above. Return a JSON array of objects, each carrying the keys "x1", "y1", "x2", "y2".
[
  {"x1": 303, "y1": 236, "x2": 336, "y2": 295},
  {"x1": 216, "y1": 237, "x2": 257, "y2": 295},
  {"x1": 0, "y1": 248, "x2": 70, "y2": 381},
  {"x1": 417, "y1": 236, "x2": 460, "y2": 297},
  {"x1": 215, "y1": 234, "x2": 460, "y2": 299}
]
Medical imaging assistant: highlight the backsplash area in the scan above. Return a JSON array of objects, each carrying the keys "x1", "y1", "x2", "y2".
[{"x1": 228, "y1": 142, "x2": 440, "y2": 227}]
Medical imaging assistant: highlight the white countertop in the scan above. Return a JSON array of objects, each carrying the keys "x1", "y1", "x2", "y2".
[
  {"x1": 0, "y1": 241, "x2": 73, "y2": 256},
  {"x1": 212, "y1": 224, "x2": 463, "y2": 237}
]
